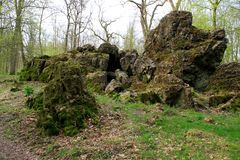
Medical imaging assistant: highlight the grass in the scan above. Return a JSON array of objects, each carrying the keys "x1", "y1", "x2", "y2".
[
  {"x1": 96, "y1": 95, "x2": 240, "y2": 160},
  {"x1": 0, "y1": 74, "x2": 18, "y2": 82},
  {"x1": 0, "y1": 75, "x2": 239, "y2": 159}
]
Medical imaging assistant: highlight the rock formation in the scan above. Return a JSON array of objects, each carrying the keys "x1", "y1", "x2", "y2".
[
  {"x1": 20, "y1": 11, "x2": 239, "y2": 118},
  {"x1": 145, "y1": 11, "x2": 227, "y2": 91}
]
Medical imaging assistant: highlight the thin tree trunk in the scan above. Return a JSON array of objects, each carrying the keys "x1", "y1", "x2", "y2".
[
  {"x1": 212, "y1": 7, "x2": 217, "y2": 30},
  {"x1": 39, "y1": 6, "x2": 45, "y2": 56}
]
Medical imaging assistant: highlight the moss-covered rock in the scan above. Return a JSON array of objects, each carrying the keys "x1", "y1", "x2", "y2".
[
  {"x1": 19, "y1": 50, "x2": 110, "y2": 83},
  {"x1": 86, "y1": 71, "x2": 108, "y2": 92},
  {"x1": 144, "y1": 11, "x2": 227, "y2": 91},
  {"x1": 19, "y1": 55, "x2": 50, "y2": 81},
  {"x1": 208, "y1": 63, "x2": 240, "y2": 92},
  {"x1": 28, "y1": 62, "x2": 98, "y2": 136}
]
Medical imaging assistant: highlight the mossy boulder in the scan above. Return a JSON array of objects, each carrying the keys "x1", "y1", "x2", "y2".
[
  {"x1": 131, "y1": 74, "x2": 194, "y2": 107},
  {"x1": 145, "y1": 11, "x2": 227, "y2": 91},
  {"x1": 28, "y1": 62, "x2": 98, "y2": 136},
  {"x1": 120, "y1": 50, "x2": 138, "y2": 76}
]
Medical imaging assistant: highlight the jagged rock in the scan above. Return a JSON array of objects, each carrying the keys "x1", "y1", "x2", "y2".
[
  {"x1": 115, "y1": 69, "x2": 131, "y2": 88},
  {"x1": 105, "y1": 79, "x2": 123, "y2": 94},
  {"x1": 120, "y1": 50, "x2": 138, "y2": 76},
  {"x1": 98, "y1": 43, "x2": 121, "y2": 71},
  {"x1": 208, "y1": 63, "x2": 240, "y2": 92},
  {"x1": 133, "y1": 56, "x2": 156, "y2": 83},
  {"x1": 75, "y1": 52, "x2": 109, "y2": 71},
  {"x1": 77, "y1": 44, "x2": 96, "y2": 52},
  {"x1": 28, "y1": 62, "x2": 98, "y2": 136},
  {"x1": 131, "y1": 73, "x2": 194, "y2": 107},
  {"x1": 86, "y1": 71, "x2": 108, "y2": 91},
  {"x1": 145, "y1": 11, "x2": 227, "y2": 91}
]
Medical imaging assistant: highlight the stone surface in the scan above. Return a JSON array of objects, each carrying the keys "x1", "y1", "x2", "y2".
[
  {"x1": 86, "y1": 71, "x2": 108, "y2": 91},
  {"x1": 98, "y1": 43, "x2": 121, "y2": 71},
  {"x1": 19, "y1": 51, "x2": 109, "y2": 83},
  {"x1": 105, "y1": 79, "x2": 123, "y2": 94},
  {"x1": 145, "y1": 11, "x2": 227, "y2": 91},
  {"x1": 131, "y1": 74, "x2": 194, "y2": 107},
  {"x1": 133, "y1": 56, "x2": 156, "y2": 83},
  {"x1": 120, "y1": 50, "x2": 138, "y2": 76},
  {"x1": 115, "y1": 69, "x2": 131, "y2": 88},
  {"x1": 77, "y1": 44, "x2": 96, "y2": 52},
  {"x1": 208, "y1": 62, "x2": 240, "y2": 92}
]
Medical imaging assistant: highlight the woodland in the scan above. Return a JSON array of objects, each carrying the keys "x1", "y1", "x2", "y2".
[{"x1": 0, "y1": 0, "x2": 240, "y2": 160}]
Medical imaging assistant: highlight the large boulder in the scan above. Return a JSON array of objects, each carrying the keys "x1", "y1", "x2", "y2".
[
  {"x1": 28, "y1": 62, "x2": 98, "y2": 136},
  {"x1": 206, "y1": 62, "x2": 240, "y2": 111},
  {"x1": 145, "y1": 11, "x2": 227, "y2": 91}
]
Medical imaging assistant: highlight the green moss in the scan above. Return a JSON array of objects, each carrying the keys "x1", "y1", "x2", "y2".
[
  {"x1": 63, "y1": 125, "x2": 79, "y2": 136},
  {"x1": 30, "y1": 61, "x2": 99, "y2": 136},
  {"x1": 26, "y1": 93, "x2": 43, "y2": 110}
]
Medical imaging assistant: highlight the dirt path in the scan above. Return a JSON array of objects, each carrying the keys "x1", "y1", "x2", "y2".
[
  {"x1": 0, "y1": 128, "x2": 38, "y2": 160},
  {"x1": 0, "y1": 82, "x2": 39, "y2": 160}
]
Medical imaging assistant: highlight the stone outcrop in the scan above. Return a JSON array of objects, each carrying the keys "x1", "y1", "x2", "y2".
[
  {"x1": 145, "y1": 11, "x2": 227, "y2": 91},
  {"x1": 21, "y1": 10, "x2": 239, "y2": 112},
  {"x1": 20, "y1": 52, "x2": 109, "y2": 82}
]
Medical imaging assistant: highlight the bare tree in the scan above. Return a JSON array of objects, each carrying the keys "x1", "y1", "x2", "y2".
[
  {"x1": 63, "y1": 0, "x2": 91, "y2": 50},
  {"x1": 38, "y1": 0, "x2": 48, "y2": 55},
  {"x1": 126, "y1": 0, "x2": 168, "y2": 41},
  {"x1": 168, "y1": 0, "x2": 183, "y2": 11},
  {"x1": 70, "y1": 0, "x2": 90, "y2": 49},
  {"x1": 63, "y1": 0, "x2": 72, "y2": 51},
  {"x1": 208, "y1": 0, "x2": 223, "y2": 30},
  {"x1": 90, "y1": 0, "x2": 120, "y2": 43}
]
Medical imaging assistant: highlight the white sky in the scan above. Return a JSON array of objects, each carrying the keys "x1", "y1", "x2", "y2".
[{"x1": 41, "y1": 0, "x2": 172, "y2": 43}]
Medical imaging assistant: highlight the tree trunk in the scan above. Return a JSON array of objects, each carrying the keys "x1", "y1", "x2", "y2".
[
  {"x1": 39, "y1": 6, "x2": 45, "y2": 56},
  {"x1": 212, "y1": 7, "x2": 217, "y2": 30}
]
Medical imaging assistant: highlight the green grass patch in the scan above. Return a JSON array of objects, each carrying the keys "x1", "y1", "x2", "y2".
[
  {"x1": 0, "y1": 74, "x2": 18, "y2": 81},
  {"x1": 96, "y1": 95, "x2": 240, "y2": 159}
]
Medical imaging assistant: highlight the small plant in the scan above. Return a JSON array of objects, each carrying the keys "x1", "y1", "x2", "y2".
[{"x1": 23, "y1": 85, "x2": 34, "y2": 96}]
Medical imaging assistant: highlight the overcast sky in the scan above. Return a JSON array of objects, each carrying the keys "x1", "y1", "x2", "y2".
[{"x1": 42, "y1": 0, "x2": 172, "y2": 43}]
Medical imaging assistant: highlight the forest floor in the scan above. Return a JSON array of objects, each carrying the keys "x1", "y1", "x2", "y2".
[{"x1": 0, "y1": 75, "x2": 240, "y2": 160}]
